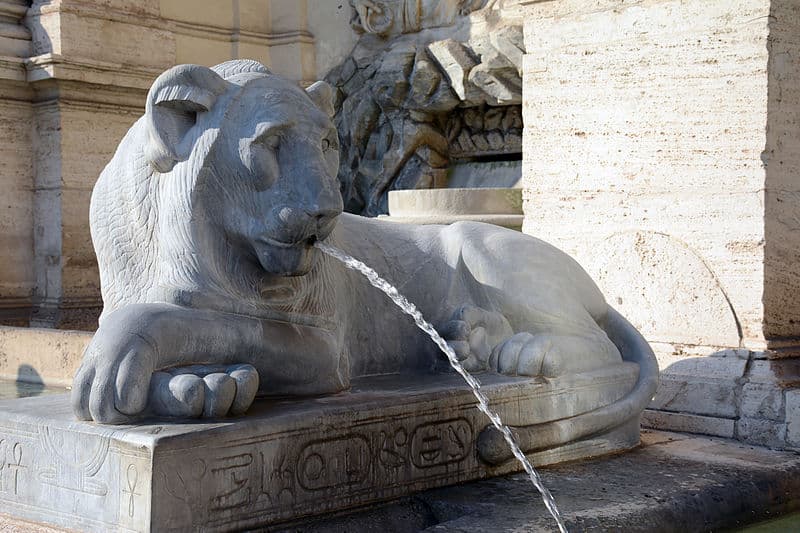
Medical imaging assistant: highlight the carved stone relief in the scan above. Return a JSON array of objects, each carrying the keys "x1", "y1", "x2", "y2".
[{"x1": 328, "y1": 0, "x2": 526, "y2": 215}]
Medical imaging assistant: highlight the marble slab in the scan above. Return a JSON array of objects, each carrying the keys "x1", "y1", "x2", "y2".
[{"x1": 0, "y1": 365, "x2": 640, "y2": 532}]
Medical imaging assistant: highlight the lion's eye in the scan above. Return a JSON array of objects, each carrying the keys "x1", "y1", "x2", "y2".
[
  {"x1": 321, "y1": 138, "x2": 330, "y2": 152},
  {"x1": 256, "y1": 133, "x2": 280, "y2": 151}
]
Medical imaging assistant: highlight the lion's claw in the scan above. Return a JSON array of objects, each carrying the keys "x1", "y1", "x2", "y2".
[
  {"x1": 440, "y1": 305, "x2": 513, "y2": 372},
  {"x1": 149, "y1": 364, "x2": 259, "y2": 419}
]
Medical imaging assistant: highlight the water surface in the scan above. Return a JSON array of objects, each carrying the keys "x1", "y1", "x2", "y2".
[{"x1": 0, "y1": 379, "x2": 65, "y2": 400}]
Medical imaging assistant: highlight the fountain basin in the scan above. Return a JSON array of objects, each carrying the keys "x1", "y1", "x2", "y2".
[
  {"x1": 383, "y1": 187, "x2": 524, "y2": 230},
  {"x1": 0, "y1": 367, "x2": 639, "y2": 532}
]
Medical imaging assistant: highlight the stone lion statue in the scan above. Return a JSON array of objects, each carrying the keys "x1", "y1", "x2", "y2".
[{"x1": 72, "y1": 59, "x2": 657, "y2": 463}]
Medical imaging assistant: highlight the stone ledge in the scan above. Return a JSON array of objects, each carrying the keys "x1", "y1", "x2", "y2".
[
  {"x1": 642, "y1": 409, "x2": 735, "y2": 438},
  {"x1": 0, "y1": 325, "x2": 90, "y2": 386}
]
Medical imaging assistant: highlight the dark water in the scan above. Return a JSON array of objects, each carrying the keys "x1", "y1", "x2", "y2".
[
  {"x1": 735, "y1": 512, "x2": 800, "y2": 532},
  {"x1": 0, "y1": 379, "x2": 65, "y2": 400}
]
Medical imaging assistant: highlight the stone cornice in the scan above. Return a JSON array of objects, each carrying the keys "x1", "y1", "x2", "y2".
[
  {"x1": 25, "y1": 53, "x2": 160, "y2": 90},
  {"x1": 27, "y1": 1, "x2": 315, "y2": 47},
  {"x1": 0, "y1": 1, "x2": 28, "y2": 22},
  {"x1": 0, "y1": 53, "x2": 25, "y2": 81}
]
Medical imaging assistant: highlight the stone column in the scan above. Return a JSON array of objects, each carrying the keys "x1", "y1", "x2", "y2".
[{"x1": 521, "y1": 0, "x2": 800, "y2": 448}]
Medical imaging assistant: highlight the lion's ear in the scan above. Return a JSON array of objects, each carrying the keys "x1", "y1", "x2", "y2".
[
  {"x1": 306, "y1": 81, "x2": 335, "y2": 118},
  {"x1": 145, "y1": 64, "x2": 228, "y2": 173}
]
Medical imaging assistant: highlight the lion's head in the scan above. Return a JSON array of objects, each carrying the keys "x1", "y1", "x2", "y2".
[
  {"x1": 92, "y1": 60, "x2": 344, "y2": 318},
  {"x1": 146, "y1": 60, "x2": 343, "y2": 276}
]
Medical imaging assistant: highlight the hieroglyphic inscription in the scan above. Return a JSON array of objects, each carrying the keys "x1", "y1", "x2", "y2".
[
  {"x1": 261, "y1": 451, "x2": 295, "y2": 505},
  {"x1": 378, "y1": 427, "x2": 408, "y2": 471},
  {"x1": 410, "y1": 419, "x2": 471, "y2": 468},
  {"x1": 37, "y1": 425, "x2": 110, "y2": 496},
  {"x1": 7, "y1": 443, "x2": 26, "y2": 495},
  {"x1": 297, "y1": 435, "x2": 370, "y2": 491},
  {"x1": 122, "y1": 464, "x2": 141, "y2": 518},
  {"x1": 160, "y1": 458, "x2": 208, "y2": 527},
  {"x1": 0, "y1": 440, "x2": 27, "y2": 495},
  {"x1": 0, "y1": 439, "x2": 5, "y2": 491},
  {"x1": 210, "y1": 453, "x2": 253, "y2": 511}
]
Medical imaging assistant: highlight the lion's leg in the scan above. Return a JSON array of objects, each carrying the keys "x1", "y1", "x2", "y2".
[{"x1": 72, "y1": 303, "x2": 347, "y2": 423}]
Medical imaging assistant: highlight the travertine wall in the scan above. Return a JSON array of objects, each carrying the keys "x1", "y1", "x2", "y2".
[
  {"x1": 521, "y1": 0, "x2": 800, "y2": 448},
  {"x1": 0, "y1": 0, "x2": 357, "y2": 328},
  {"x1": 0, "y1": 97, "x2": 34, "y2": 326},
  {"x1": 0, "y1": 0, "x2": 34, "y2": 326}
]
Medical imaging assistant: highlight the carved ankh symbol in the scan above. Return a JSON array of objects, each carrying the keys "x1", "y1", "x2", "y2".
[
  {"x1": 123, "y1": 464, "x2": 139, "y2": 518},
  {"x1": 8, "y1": 443, "x2": 25, "y2": 495}
]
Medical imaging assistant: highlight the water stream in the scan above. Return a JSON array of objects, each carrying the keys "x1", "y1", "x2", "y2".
[{"x1": 315, "y1": 241, "x2": 568, "y2": 533}]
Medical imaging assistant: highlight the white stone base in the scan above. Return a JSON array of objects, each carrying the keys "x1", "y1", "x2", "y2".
[
  {"x1": 383, "y1": 188, "x2": 523, "y2": 230},
  {"x1": 0, "y1": 369, "x2": 640, "y2": 531}
]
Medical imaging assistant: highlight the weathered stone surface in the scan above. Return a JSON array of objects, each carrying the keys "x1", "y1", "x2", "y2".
[
  {"x1": 737, "y1": 417, "x2": 788, "y2": 449},
  {"x1": 740, "y1": 382, "x2": 786, "y2": 421},
  {"x1": 785, "y1": 389, "x2": 800, "y2": 448},
  {"x1": 582, "y1": 231, "x2": 742, "y2": 349},
  {"x1": 642, "y1": 410, "x2": 735, "y2": 438},
  {"x1": 427, "y1": 38, "x2": 478, "y2": 101},
  {"x1": 650, "y1": 353, "x2": 747, "y2": 419},
  {"x1": 0, "y1": 97, "x2": 34, "y2": 326},
  {"x1": 4, "y1": 429, "x2": 800, "y2": 532},
  {"x1": 519, "y1": 0, "x2": 800, "y2": 449},
  {"x1": 0, "y1": 370, "x2": 640, "y2": 531}
]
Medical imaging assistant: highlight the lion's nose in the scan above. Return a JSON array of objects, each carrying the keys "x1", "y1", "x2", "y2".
[
  {"x1": 304, "y1": 207, "x2": 340, "y2": 239},
  {"x1": 305, "y1": 207, "x2": 340, "y2": 224}
]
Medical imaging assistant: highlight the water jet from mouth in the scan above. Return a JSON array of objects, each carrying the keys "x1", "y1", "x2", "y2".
[{"x1": 314, "y1": 240, "x2": 568, "y2": 533}]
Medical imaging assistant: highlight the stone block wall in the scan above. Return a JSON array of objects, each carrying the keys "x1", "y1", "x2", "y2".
[{"x1": 521, "y1": 0, "x2": 800, "y2": 448}]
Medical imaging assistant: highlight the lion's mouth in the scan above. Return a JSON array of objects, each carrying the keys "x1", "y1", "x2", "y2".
[{"x1": 257, "y1": 235, "x2": 318, "y2": 249}]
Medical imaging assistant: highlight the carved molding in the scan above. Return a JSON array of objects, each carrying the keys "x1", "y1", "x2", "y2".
[
  {"x1": 0, "y1": 1, "x2": 30, "y2": 59},
  {"x1": 25, "y1": 53, "x2": 161, "y2": 90},
  {"x1": 27, "y1": 1, "x2": 313, "y2": 49}
]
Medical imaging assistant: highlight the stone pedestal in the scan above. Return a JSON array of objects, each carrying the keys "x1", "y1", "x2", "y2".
[
  {"x1": 0, "y1": 369, "x2": 640, "y2": 531},
  {"x1": 520, "y1": 0, "x2": 800, "y2": 448}
]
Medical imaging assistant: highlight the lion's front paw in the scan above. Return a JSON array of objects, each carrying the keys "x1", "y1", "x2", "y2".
[
  {"x1": 71, "y1": 331, "x2": 158, "y2": 424},
  {"x1": 440, "y1": 305, "x2": 513, "y2": 372},
  {"x1": 149, "y1": 364, "x2": 259, "y2": 419}
]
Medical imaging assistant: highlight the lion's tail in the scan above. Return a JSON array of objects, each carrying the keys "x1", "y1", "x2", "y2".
[{"x1": 477, "y1": 306, "x2": 659, "y2": 464}]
